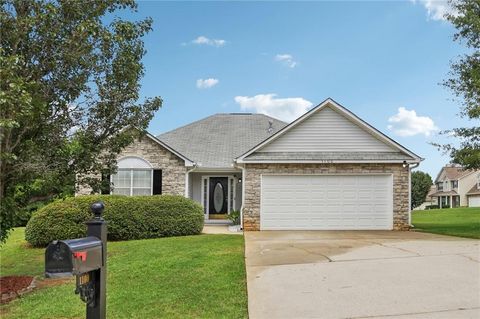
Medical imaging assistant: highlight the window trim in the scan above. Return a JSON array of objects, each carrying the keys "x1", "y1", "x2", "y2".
[{"x1": 111, "y1": 168, "x2": 153, "y2": 196}]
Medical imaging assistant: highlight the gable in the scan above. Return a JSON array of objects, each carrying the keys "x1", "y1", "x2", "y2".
[
  {"x1": 258, "y1": 105, "x2": 396, "y2": 153},
  {"x1": 436, "y1": 169, "x2": 448, "y2": 183}
]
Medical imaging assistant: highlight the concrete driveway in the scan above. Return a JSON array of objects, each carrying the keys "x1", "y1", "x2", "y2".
[{"x1": 245, "y1": 231, "x2": 480, "y2": 319}]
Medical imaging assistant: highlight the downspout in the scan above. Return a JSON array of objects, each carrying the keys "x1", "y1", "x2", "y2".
[
  {"x1": 240, "y1": 165, "x2": 246, "y2": 230},
  {"x1": 407, "y1": 162, "x2": 420, "y2": 227},
  {"x1": 234, "y1": 161, "x2": 246, "y2": 231},
  {"x1": 185, "y1": 163, "x2": 197, "y2": 198}
]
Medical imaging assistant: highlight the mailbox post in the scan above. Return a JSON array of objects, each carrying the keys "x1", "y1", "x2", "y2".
[
  {"x1": 45, "y1": 201, "x2": 107, "y2": 319},
  {"x1": 86, "y1": 202, "x2": 107, "y2": 319}
]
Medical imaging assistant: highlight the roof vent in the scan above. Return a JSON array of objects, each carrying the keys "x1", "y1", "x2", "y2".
[{"x1": 267, "y1": 120, "x2": 274, "y2": 134}]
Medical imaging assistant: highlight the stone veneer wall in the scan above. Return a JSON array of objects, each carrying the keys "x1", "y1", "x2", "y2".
[
  {"x1": 76, "y1": 137, "x2": 186, "y2": 196},
  {"x1": 242, "y1": 163, "x2": 410, "y2": 231}
]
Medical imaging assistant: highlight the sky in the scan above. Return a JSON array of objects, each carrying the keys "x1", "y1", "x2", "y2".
[{"x1": 117, "y1": 0, "x2": 473, "y2": 178}]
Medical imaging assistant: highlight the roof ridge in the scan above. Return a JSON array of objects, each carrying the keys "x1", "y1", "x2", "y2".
[{"x1": 256, "y1": 113, "x2": 288, "y2": 124}]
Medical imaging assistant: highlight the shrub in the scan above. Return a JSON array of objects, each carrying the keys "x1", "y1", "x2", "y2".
[
  {"x1": 227, "y1": 210, "x2": 241, "y2": 225},
  {"x1": 25, "y1": 195, "x2": 204, "y2": 247},
  {"x1": 425, "y1": 205, "x2": 439, "y2": 210}
]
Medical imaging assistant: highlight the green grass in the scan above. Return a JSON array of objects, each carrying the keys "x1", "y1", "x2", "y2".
[
  {"x1": 1, "y1": 228, "x2": 247, "y2": 319},
  {"x1": 412, "y1": 207, "x2": 480, "y2": 239}
]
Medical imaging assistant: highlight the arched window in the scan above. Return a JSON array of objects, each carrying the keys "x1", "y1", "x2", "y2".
[{"x1": 111, "y1": 157, "x2": 153, "y2": 196}]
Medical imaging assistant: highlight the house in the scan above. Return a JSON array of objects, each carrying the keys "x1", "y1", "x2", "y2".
[
  {"x1": 429, "y1": 165, "x2": 479, "y2": 208},
  {"x1": 466, "y1": 175, "x2": 480, "y2": 207},
  {"x1": 77, "y1": 98, "x2": 423, "y2": 230}
]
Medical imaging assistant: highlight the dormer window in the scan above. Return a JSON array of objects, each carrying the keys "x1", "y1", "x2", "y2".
[
  {"x1": 451, "y1": 180, "x2": 458, "y2": 189},
  {"x1": 437, "y1": 182, "x2": 443, "y2": 191}
]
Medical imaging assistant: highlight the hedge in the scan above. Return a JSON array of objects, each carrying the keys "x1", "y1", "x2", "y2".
[{"x1": 25, "y1": 195, "x2": 204, "y2": 247}]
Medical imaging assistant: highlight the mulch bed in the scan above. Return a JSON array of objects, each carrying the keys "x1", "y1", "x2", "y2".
[{"x1": 1, "y1": 276, "x2": 35, "y2": 304}]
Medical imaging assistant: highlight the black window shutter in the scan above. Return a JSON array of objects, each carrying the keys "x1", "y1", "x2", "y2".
[
  {"x1": 101, "y1": 173, "x2": 111, "y2": 194},
  {"x1": 153, "y1": 170, "x2": 162, "y2": 195}
]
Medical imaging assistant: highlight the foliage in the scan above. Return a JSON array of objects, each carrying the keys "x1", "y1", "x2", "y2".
[
  {"x1": 25, "y1": 195, "x2": 204, "y2": 247},
  {"x1": 411, "y1": 171, "x2": 433, "y2": 209},
  {"x1": 0, "y1": 0, "x2": 162, "y2": 243},
  {"x1": 437, "y1": 0, "x2": 480, "y2": 169},
  {"x1": 425, "y1": 205, "x2": 439, "y2": 210},
  {"x1": 227, "y1": 210, "x2": 241, "y2": 225},
  {"x1": 13, "y1": 201, "x2": 47, "y2": 227},
  {"x1": 0, "y1": 228, "x2": 248, "y2": 318},
  {"x1": 412, "y1": 207, "x2": 480, "y2": 239}
]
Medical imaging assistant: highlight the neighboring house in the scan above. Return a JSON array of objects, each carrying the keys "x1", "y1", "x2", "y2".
[
  {"x1": 429, "y1": 165, "x2": 479, "y2": 208},
  {"x1": 427, "y1": 185, "x2": 438, "y2": 206},
  {"x1": 466, "y1": 175, "x2": 480, "y2": 207},
  {"x1": 77, "y1": 98, "x2": 423, "y2": 231}
]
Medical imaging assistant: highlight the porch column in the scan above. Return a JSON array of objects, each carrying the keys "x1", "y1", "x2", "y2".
[
  {"x1": 439, "y1": 197, "x2": 442, "y2": 209},
  {"x1": 450, "y1": 195, "x2": 453, "y2": 208}
]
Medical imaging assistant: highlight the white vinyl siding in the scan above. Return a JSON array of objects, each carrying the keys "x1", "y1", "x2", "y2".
[
  {"x1": 258, "y1": 106, "x2": 395, "y2": 153},
  {"x1": 260, "y1": 174, "x2": 393, "y2": 230}
]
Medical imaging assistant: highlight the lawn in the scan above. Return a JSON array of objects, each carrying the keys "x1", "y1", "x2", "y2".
[
  {"x1": 412, "y1": 207, "x2": 480, "y2": 239},
  {"x1": 0, "y1": 228, "x2": 248, "y2": 319}
]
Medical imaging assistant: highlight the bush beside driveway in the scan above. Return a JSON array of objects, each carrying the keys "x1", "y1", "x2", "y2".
[{"x1": 25, "y1": 195, "x2": 204, "y2": 246}]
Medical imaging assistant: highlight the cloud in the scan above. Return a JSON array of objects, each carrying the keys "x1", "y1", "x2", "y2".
[
  {"x1": 275, "y1": 54, "x2": 297, "y2": 68},
  {"x1": 191, "y1": 36, "x2": 226, "y2": 47},
  {"x1": 388, "y1": 107, "x2": 439, "y2": 137},
  {"x1": 234, "y1": 94, "x2": 313, "y2": 122},
  {"x1": 410, "y1": 0, "x2": 457, "y2": 21},
  {"x1": 196, "y1": 78, "x2": 219, "y2": 89}
]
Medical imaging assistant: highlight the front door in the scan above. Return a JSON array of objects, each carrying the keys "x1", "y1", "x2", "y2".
[{"x1": 209, "y1": 177, "x2": 228, "y2": 217}]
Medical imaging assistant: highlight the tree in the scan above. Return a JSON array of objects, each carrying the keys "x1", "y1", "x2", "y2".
[
  {"x1": 411, "y1": 171, "x2": 433, "y2": 209},
  {"x1": 0, "y1": 0, "x2": 162, "y2": 243},
  {"x1": 439, "y1": 0, "x2": 480, "y2": 169}
]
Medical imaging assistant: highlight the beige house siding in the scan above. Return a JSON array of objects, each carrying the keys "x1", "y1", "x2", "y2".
[
  {"x1": 76, "y1": 137, "x2": 187, "y2": 196},
  {"x1": 242, "y1": 163, "x2": 410, "y2": 231},
  {"x1": 459, "y1": 172, "x2": 479, "y2": 206},
  {"x1": 259, "y1": 106, "x2": 395, "y2": 153}
]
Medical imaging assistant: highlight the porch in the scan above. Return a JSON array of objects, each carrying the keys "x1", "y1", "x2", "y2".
[
  {"x1": 186, "y1": 171, "x2": 243, "y2": 223},
  {"x1": 435, "y1": 193, "x2": 460, "y2": 209}
]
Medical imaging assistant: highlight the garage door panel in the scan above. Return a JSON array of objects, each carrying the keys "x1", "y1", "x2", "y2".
[
  {"x1": 260, "y1": 174, "x2": 393, "y2": 230},
  {"x1": 468, "y1": 196, "x2": 480, "y2": 207}
]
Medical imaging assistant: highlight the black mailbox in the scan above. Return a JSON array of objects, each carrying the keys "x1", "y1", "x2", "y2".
[
  {"x1": 45, "y1": 201, "x2": 107, "y2": 319},
  {"x1": 45, "y1": 237, "x2": 103, "y2": 277}
]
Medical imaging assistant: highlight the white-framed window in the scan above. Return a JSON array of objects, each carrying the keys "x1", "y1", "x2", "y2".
[{"x1": 111, "y1": 157, "x2": 153, "y2": 196}]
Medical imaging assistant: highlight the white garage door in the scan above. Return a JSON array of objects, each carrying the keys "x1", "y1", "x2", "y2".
[
  {"x1": 261, "y1": 175, "x2": 393, "y2": 230},
  {"x1": 468, "y1": 196, "x2": 480, "y2": 207}
]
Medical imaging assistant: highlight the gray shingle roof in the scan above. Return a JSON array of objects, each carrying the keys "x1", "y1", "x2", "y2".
[
  {"x1": 243, "y1": 151, "x2": 414, "y2": 161},
  {"x1": 157, "y1": 113, "x2": 287, "y2": 168},
  {"x1": 434, "y1": 166, "x2": 474, "y2": 183}
]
